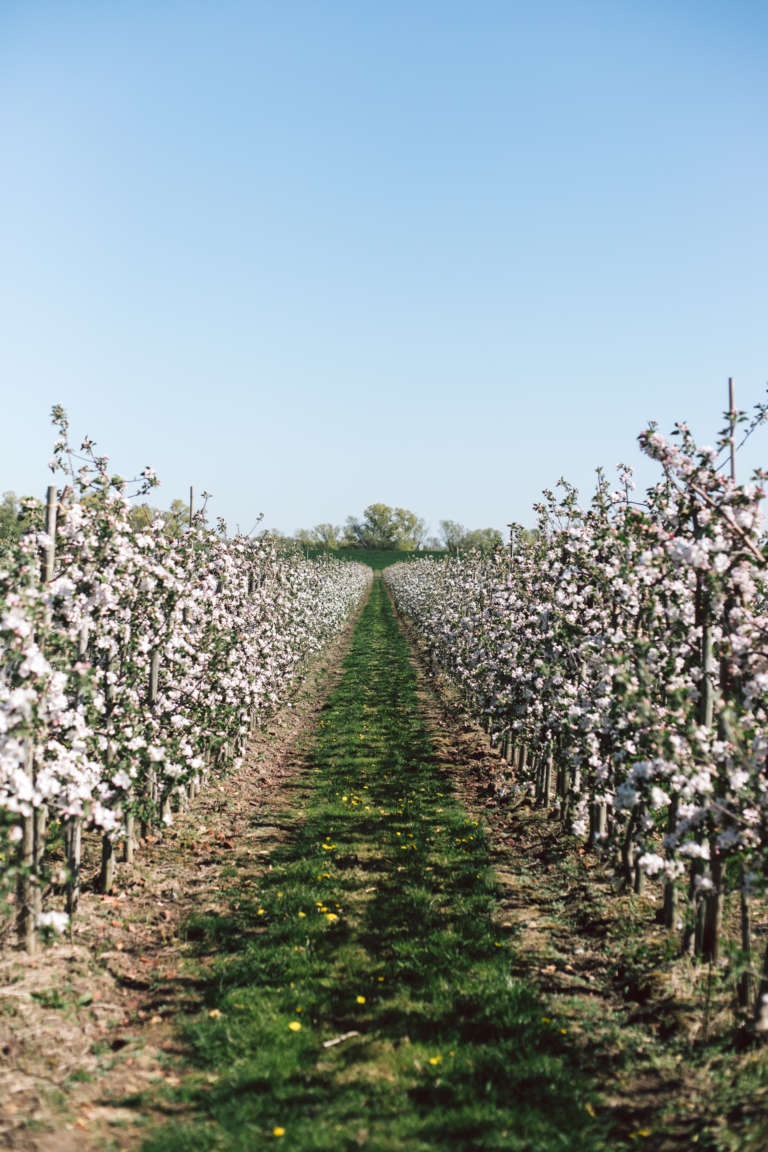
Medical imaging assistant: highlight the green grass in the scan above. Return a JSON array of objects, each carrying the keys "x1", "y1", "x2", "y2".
[{"x1": 142, "y1": 578, "x2": 612, "y2": 1151}]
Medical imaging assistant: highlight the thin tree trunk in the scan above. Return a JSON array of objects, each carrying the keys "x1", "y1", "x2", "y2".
[
  {"x1": 753, "y1": 935, "x2": 768, "y2": 1034},
  {"x1": 124, "y1": 810, "x2": 135, "y2": 863},
  {"x1": 701, "y1": 846, "x2": 722, "y2": 964},
  {"x1": 619, "y1": 813, "x2": 636, "y2": 891},
  {"x1": 16, "y1": 811, "x2": 36, "y2": 952},
  {"x1": 100, "y1": 835, "x2": 115, "y2": 894},
  {"x1": 663, "y1": 797, "x2": 679, "y2": 929},
  {"x1": 538, "y1": 747, "x2": 552, "y2": 810},
  {"x1": 65, "y1": 816, "x2": 82, "y2": 916},
  {"x1": 32, "y1": 805, "x2": 47, "y2": 926},
  {"x1": 739, "y1": 874, "x2": 755, "y2": 1011}
]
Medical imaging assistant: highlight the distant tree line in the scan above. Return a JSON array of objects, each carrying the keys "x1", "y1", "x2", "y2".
[
  {"x1": 0, "y1": 492, "x2": 23, "y2": 547},
  {"x1": 129, "y1": 497, "x2": 195, "y2": 536},
  {"x1": 0, "y1": 491, "x2": 43, "y2": 554},
  {"x1": 437, "y1": 519, "x2": 505, "y2": 554},
  {"x1": 0, "y1": 491, "x2": 199, "y2": 553},
  {"x1": 294, "y1": 504, "x2": 504, "y2": 553}
]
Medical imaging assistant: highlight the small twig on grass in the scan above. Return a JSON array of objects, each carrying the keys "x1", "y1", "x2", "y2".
[{"x1": 322, "y1": 1030, "x2": 360, "y2": 1049}]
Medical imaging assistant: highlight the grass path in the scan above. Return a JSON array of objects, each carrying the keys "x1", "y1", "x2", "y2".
[{"x1": 144, "y1": 578, "x2": 611, "y2": 1151}]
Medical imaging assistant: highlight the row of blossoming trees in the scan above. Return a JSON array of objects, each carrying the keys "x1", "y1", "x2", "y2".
[
  {"x1": 0, "y1": 409, "x2": 371, "y2": 949},
  {"x1": 385, "y1": 407, "x2": 768, "y2": 1026}
]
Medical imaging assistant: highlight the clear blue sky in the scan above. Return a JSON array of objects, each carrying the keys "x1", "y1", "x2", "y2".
[{"x1": 2, "y1": 1, "x2": 768, "y2": 539}]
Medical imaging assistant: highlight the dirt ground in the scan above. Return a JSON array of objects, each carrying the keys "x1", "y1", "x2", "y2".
[{"x1": 2, "y1": 594, "x2": 767, "y2": 1152}]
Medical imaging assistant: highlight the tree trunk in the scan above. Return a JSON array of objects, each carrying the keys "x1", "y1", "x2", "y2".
[
  {"x1": 124, "y1": 811, "x2": 135, "y2": 864},
  {"x1": 100, "y1": 835, "x2": 115, "y2": 894},
  {"x1": 701, "y1": 847, "x2": 722, "y2": 964},
  {"x1": 740, "y1": 877, "x2": 755, "y2": 1012},
  {"x1": 753, "y1": 935, "x2": 768, "y2": 1034},
  {"x1": 16, "y1": 813, "x2": 36, "y2": 952},
  {"x1": 663, "y1": 796, "x2": 679, "y2": 929},
  {"x1": 65, "y1": 816, "x2": 82, "y2": 916}
]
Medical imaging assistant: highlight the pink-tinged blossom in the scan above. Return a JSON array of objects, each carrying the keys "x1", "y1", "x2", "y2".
[
  {"x1": 2, "y1": 415, "x2": 372, "y2": 935},
  {"x1": 386, "y1": 421, "x2": 768, "y2": 948}
]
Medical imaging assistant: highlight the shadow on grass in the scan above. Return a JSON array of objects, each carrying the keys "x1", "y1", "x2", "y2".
[{"x1": 141, "y1": 580, "x2": 615, "y2": 1152}]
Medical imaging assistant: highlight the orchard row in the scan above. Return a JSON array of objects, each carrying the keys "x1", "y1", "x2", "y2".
[
  {"x1": 0, "y1": 410, "x2": 371, "y2": 948},
  {"x1": 385, "y1": 407, "x2": 768, "y2": 1026}
]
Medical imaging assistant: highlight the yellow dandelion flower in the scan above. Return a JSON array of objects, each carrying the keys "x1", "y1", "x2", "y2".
[
  {"x1": 325, "y1": 913, "x2": 339, "y2": 923},
  {"x1": 288, "y1": 1021, "x2": 302, "y2": 1032},
  {"x1": 208, "y1": 1009, "x2": 222, "y2": 1019},
  {"x1": 356, "y1": 995, "x2": 366, "y2": 1004},
  {"x1": 273, "y1": 1127, "x2": 285, "y2": 1137},
  {"x1": 429, "y1": 1055, "x2": 442, "y2": 1065}
]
